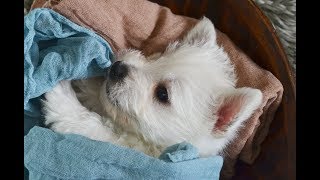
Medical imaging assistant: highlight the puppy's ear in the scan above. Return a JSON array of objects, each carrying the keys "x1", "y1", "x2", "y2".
[
  {"x1": 181, "y1": 17, "x2": 217, "y2": 48},
  {"x1": 212, "y1": 88, "x2": 263, "y2": 137}
]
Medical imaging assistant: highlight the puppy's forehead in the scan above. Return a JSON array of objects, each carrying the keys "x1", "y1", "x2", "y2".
[
  {"x1": 147, "y1": 52, "x2": 211, "y2": 74},
  {"x1": 149, "y1": 60, "x2": 213, "y2": 80},
  {"x1": 139, "y1": 45, "x2": 235, "y2": 92}
]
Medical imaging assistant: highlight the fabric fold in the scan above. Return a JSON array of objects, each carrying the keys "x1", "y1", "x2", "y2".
[{"x1": 25, "y1": 126, "x2": 223, "y2": 180}]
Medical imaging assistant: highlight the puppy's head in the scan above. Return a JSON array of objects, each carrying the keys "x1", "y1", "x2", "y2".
[{"x1": 100, "y1": 17, "x2": 262, "y2": 156}]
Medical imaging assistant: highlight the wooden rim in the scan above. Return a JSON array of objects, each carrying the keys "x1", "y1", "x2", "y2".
[{"x1": 249, "y1": 0, "x2": 296, "y2": 96}]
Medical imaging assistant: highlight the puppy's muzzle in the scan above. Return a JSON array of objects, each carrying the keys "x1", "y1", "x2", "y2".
[{"x1": 108, "y1": 61, "x2": 128, "y2": 82}]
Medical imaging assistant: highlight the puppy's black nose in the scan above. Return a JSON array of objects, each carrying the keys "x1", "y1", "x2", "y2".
[{"x1": 108, "y1": 61, "x2": 128, "y2": 81}]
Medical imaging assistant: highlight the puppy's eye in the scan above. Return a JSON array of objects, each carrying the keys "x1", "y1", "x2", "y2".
[{"x1": 155, "y1": 84, "x2": 169, "y2": 104}]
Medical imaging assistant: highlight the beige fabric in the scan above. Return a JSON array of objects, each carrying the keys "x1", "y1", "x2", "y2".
[
  {"x1": 31, "y1": 0, "x2": 283, "y2": 178},
  {"x1": 215, "y1": 33, "x2": 283, "y2": 178}
]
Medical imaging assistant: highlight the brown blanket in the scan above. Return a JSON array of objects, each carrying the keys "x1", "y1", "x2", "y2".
[{"x1": 31, "y1": 0, "x2": 283, "y2": 178}]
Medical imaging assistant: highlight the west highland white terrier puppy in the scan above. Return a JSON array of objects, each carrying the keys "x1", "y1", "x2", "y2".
[{"x1": 43, "y1": 17, "x2": 262, "y2": 157}]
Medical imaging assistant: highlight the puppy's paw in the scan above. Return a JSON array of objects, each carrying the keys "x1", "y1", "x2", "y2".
[
  {"x1": 43, "y1": 80, "x2": 83, "y2": 124},
  {"x1": 48, "y1": 80, "x2": 74, "y2": 95},
  {"x1": 45, "y1": 80, "x2": 78, "y2": 103}
]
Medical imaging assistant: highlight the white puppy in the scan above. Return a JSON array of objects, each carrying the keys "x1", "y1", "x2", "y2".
[{"x1": 43, "y1": 17, "x2": 262, "y2": 157}]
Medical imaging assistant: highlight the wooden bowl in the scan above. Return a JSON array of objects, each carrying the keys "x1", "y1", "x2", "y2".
[
  {"x1": 149, "y1": 0, "x2": 296, "y2": 179},
  {"x1": 30, "y1": 0, "x2": 296, "y2": 178}
]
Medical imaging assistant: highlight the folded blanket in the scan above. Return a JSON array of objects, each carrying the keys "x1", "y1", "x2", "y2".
[
  {"x1": 25, "y1": 126, "x2": 223, "y2": 180},
  {"x1": 24, "y1": 8, "x2": 223, "y2": 180},
  {"x1": 24, "y1": 7, "x2": 113, "y2": 135},
  {"x1": 30, "y1": 0, "x2": 284, "y2": 178}
]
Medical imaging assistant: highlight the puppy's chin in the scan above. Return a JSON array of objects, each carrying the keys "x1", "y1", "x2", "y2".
[
  {"x1": 101, "y1": 81, "x2": 119, "y2": 109},
  {"x1": 100, "y1": 81, "x2": 133, "y2": 129}
]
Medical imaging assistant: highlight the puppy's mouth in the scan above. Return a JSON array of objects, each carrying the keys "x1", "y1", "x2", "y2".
[
  {"x1": 105, "y1": 85, "x2": 120, "y2": 107},
  {"x1": 104, "y1": 60, "x2": 131, "y2": 110}
]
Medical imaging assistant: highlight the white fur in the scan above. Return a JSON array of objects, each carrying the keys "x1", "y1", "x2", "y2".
[{"x1": 43, "y1": 17, "x2": 263, "y2": 158}]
